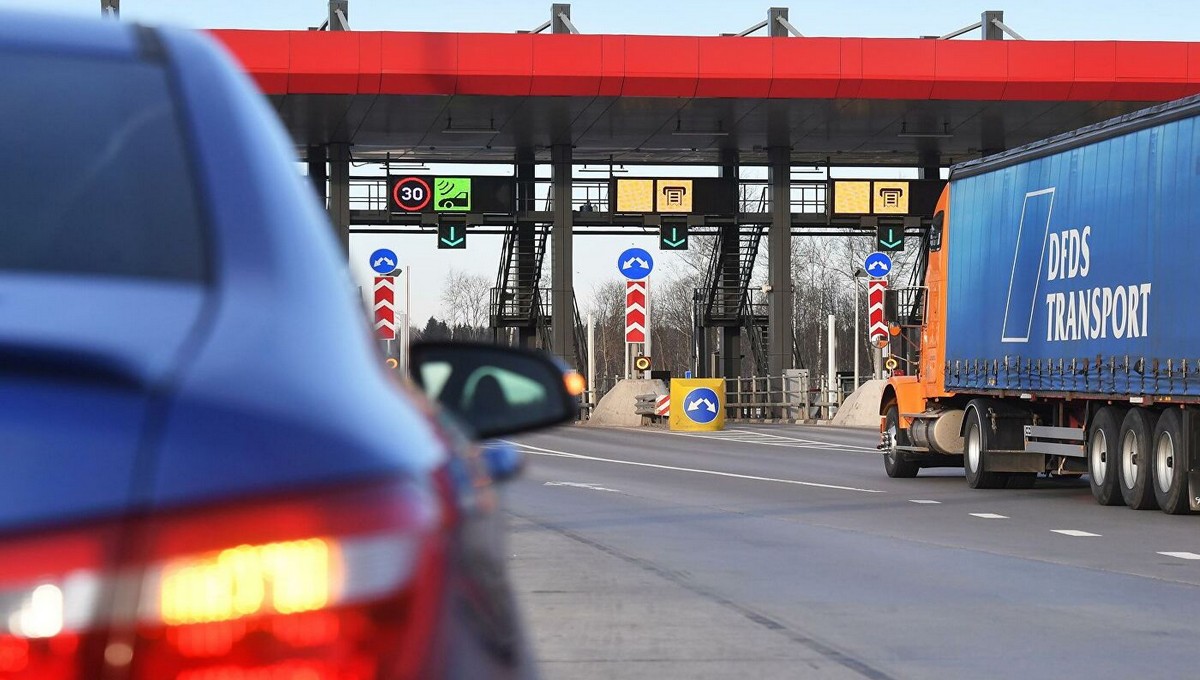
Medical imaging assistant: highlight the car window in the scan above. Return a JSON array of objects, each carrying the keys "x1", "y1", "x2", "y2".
[
  {"x1": 0, "y1": 50, "x2": 206, "y2": 282},
  {"x1": 462, "y1": 367, "x2": 546, "y2": 408}
]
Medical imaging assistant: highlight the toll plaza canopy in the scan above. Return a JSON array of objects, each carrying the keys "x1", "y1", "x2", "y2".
[{"x1": 213, "y1": 30, "x2": 1200, "y2": 165}]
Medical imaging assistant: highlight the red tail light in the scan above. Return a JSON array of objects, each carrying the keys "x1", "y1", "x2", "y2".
[{"x1": 0, "y1": 479, "x2": 450, "y2": 680}]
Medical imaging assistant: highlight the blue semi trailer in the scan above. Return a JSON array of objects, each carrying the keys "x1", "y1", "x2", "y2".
[{"x1": 880, "y1": 94, "x2": 1200, "y2": 515}]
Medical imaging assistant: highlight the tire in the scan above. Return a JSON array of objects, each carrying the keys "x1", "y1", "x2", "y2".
[
  {"x1": 883, "y1": 404, "x2": 920, "y2": 478},
  {"x1": 1087, "y1": 406, "x2": 1126, "y2": 506},
  {"x1": 964, "y1": 406, "x2": 1009, "y2": 489},
  {"x1": 1118, "y1": 408, "x2": 1160, "y2": 510},
  {"x1": 1152, "y1": 409, "x2": 1191, "y2": 515}
]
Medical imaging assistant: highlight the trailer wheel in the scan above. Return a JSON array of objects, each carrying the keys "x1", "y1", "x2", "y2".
[
  {"x1": 1152, "y1": 409, "x2": 1191, "y2": 515},
  {"x1": 964, "y1": 406, "x2": 1008, "y2": 489},
  {"x1": 883, "y1": 404, "x2": 920, "y2": 478},
  {"x1": 1087, "y1": 406, "x2": 1126, "y2": 506},
  {"x1": 1118, "y1": 408, "x2": 1160, "y2": 511}
]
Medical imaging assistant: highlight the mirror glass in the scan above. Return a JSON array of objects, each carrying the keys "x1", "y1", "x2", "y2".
[{"x1": 411, "y1": 343, "x2": 576, "y2": 439}]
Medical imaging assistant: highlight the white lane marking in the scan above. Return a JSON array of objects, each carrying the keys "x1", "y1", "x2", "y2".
[
  {"x1": 969, "y1": 513, "x2": 1009, "y2": 519},
  {"x1": 1158, "y1": 551, "x2": 1200, "y2": 560},
  {"x1": 504, "y1": 441, "x2": 885, "y2": 494},
  {"x1": 543, "y1": 481, "x2": 623, "y2": 493},
  {"x1": 908, "y1": 499, "x2": 941, "y2": 504},
  {"x1": 650, "y1": 428, "x2": 879, "y2": 453},
  {"x1": 1051, "y1": 529, "x2": 1101, "y2": 537}
]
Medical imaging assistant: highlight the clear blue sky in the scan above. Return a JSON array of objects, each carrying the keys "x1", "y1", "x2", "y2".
[
  {"x1": 11, "y1": 1, "x2": 1200, "y2": 323},
  {"x1": 11, "y1": 1, "x2": 1200, "y2": 39}
]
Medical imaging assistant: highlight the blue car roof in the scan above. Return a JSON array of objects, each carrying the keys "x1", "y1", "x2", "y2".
[{"x1": 0, "y1": 9, "x2": 139, "y2": 58}]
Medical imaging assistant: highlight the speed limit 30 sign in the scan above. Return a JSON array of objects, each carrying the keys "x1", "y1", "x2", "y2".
[{"x1": 391, "y1": 176, "x2": 432, "y2": 212}]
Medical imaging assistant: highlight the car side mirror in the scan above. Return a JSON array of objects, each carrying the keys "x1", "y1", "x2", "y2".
[{"x1": 409, "y1": 341, "x2": 582, "y2": 440}]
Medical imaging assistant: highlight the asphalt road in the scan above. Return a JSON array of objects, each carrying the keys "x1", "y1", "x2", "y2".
[{"x1": 502, "y1": 424, "x2": 1200, "y2": 680}]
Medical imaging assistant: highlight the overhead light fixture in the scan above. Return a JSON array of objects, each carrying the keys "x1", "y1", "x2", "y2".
[
  {"x1": 580, "y1": 163, "x2": 629, "y2": 174},
  {"x1": 443, "y1": 116, "x2": 499, "y2": 135},
  {"x1": 898, "y1": 121, "x2": 953, "y2": 139},
  {"x1": 671, "y1": 119, "x2": 730, "y2": 137}
]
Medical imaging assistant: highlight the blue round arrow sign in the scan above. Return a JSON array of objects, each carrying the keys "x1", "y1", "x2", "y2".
[
  {"x1": 864, "y1": 251, "x2": 892, "y2": 278},
  {"x1": 617, "y1": 247, "x2": 654, "y2": 280},
  {"x1": 683, "y1": 387, "x2": 720, "y2": 424},
  {"x1": 370, "y1": 248, "x2": 399, "y2": 274}
]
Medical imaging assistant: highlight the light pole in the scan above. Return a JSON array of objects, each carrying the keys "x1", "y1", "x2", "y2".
[
  {"x1": 391, "y1": 265, "x2": 411, "y2": 373},
  {"x1": 852, "y1": 267, "x2": 868, "y2": 391}
]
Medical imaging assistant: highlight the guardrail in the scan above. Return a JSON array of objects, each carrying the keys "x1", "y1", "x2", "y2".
[{"x1": 577, "y1": 372, "x2": 850, "y2": 424}]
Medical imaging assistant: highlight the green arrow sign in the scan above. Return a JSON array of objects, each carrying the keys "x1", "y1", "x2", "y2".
[
  {"x1": 659, "y1": 223, "x2": 688, "y2": 250},
  {"x1": 438, "y1": 224, "x2": 466, "y2": 249},
  {"x1": 876, "y1": 224, "x2": 904, "y2": 251}
]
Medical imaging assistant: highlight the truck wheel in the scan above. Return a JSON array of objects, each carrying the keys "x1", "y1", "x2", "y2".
[
  {"x1": 883, "y1": 405, "x2": 920, "y2": 478},
  {"x1": 1087, "y1": 406, "x2": 1126, "y2": 506},
  {"x1": 964, "y1": 406, "x2": 1008, "y2": 489},
  {"x1": 1118, "y1": 408, "x2": 1160, "y2": 510},
  {"x1": 1152, "y1": 409, "x2": 1191, "y2": 515}
]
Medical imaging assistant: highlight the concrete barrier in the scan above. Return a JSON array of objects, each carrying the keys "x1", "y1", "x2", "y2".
[
  {"x1": 586, "y1": 378, "x2": 668, "y2": 427},
  {"x1": 829, "y1": 379, "x2": 887, "y2": 429}
]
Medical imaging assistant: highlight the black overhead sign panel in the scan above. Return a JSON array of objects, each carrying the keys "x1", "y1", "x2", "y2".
[
  {"x1": 610, "y1": 177, "x2": 738, "y2": 215},
  {"x1": 831, "y1": 179, "x2": 946, "y2": 217},
  {"x1": 388, "y1": 175, "x2": 515, "y2": 214}
]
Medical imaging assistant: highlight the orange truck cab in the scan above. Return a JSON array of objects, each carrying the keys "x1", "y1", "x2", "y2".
[{"x1": 877, "y1": 187, "x2": 966, "y2": 477}]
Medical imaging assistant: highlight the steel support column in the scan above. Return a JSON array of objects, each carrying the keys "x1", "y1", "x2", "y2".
[
  {"x1": 767, "y1": 146, "x2": 794, "y2": 375},
  {"x1": 694, "y1": 289, "x2": 710, "y2": 378},
  {"x1": 515, "y1": 158, "x2": 538, "y2": 348},
  {"x1": 550, "y1": 144, "x2": 576, "y2": 367},
  {"x1": 329, "y1": 1, "x2": 349, "y2": 30},
  {"x1": 918, "y1": 150, "x2": 941, "y2": 181},
  {"x1": 981, "y1": 10, "x2": 1004, "y2": 40},
  {"x1": 306, "y1": 145, "x2": 327, "y2": 203},
  {"x1": 327, "y1": 143, "x2": 351, "y2": 253},
  {"x1": 767, "y1": 7, "x2": 789, "y2": 37},
  {"x1": 718, "y1": 156, "x2": 741, "y2": 378}
]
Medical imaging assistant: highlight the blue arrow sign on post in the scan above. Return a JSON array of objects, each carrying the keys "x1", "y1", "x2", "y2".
[
  {"x1": 617, "y1": 247, "x2": 655, "y2": 280},
  {"x1": 683, "y1": 386, "x2": 720, "y2": 424},
  {"x1": 369, "y1": 248, "x2": 399, "y2": 274},
  {"x1": 864, "y1": 251, "x2": 893, "y2": 278}
]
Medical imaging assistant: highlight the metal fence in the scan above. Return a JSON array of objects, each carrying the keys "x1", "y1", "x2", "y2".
[{"x1": 588, "y1": 370, "x2": 857, "y2": 424}]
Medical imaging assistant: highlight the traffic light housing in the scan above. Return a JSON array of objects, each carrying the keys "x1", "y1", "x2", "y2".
[
  {"x1": 634, "y1": 355, "x2": 652, "y2": 371},
  {"x1": 659, "y1": 222, "x2": 688, "y2": 250},
  {"x1": 875, "y1": 224, "x2": 904, "y2": 251}
]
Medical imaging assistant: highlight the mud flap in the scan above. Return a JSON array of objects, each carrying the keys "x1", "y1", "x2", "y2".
[{"x1": 1187, "y1": 409, "x2": 1200, "y2": 512}]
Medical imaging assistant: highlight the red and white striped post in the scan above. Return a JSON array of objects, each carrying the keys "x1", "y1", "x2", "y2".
[
  {"x1": 868, "y1": 279, "x2": 887, "y2": 377},
  {"x1": 374, "y1": 276, "x2": 396, "y2": 340},
  {"x1": 626, "y1": 280, "x2": 648, "y2": 378}
]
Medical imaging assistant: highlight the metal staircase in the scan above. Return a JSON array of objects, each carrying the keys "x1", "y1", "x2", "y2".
[
  {"x1": 532, "y1": 288, "x2": 587, "y2": 371},
  {"x1": 743, "y1": 295, "x2": 771, "y2": 374},
  {"x1": 701, "y1": 223, "x2": 765, "y2": 326},
  {"x1": 489, "y1": 224, "x2": 588, "y2": 370},
  {"x1": 490, "y1": 226, "x2": 547, "y2": 332},
  {"x1": 693, "y1": 186, "x2": 770, "y2": 374}
]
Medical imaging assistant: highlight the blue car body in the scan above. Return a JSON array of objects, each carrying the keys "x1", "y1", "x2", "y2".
[{"x1": 0, "y1": 11, "x2": 531, "y2": 678}]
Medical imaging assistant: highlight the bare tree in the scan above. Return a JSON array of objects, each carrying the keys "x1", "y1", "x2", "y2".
[{"x1": 439, "y1": 268, "x2": 492, "y2": 329}]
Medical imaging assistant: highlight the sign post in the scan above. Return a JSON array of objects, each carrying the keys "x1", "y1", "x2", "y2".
[{"x1": 618, "y1": 248, "x2": 654, "y2": 380}]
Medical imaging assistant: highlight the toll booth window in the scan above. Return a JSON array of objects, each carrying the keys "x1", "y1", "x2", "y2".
[{"x1": 0, "y1": 52, "x2": 206, "y2": 282}]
